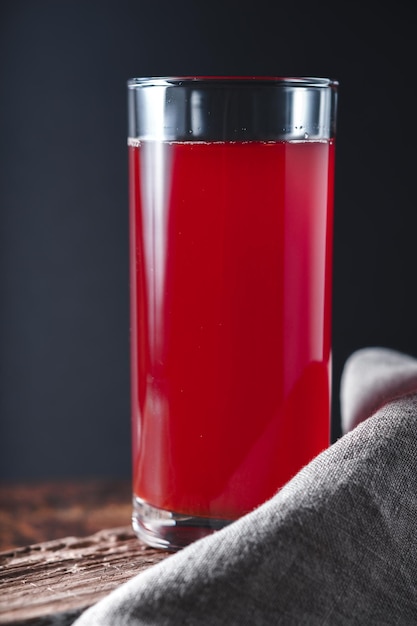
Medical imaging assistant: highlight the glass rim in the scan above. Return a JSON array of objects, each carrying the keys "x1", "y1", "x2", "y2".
[{"x1": 127, "y1": 76, "x2": 338, "y2": 89}]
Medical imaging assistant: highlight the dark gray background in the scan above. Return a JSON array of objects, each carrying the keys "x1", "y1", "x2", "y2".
[{"x1": 0, "y1": 1, "x2": 414, "y2": 480}]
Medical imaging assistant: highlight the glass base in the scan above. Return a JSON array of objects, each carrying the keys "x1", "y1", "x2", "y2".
[{"x1": 132, "y1": 496, "x2": 233, "y2": 551}]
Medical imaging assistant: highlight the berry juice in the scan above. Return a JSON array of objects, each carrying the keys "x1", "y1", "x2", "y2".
[{"x1": 129, "y1": 139, "x2": 334, "y2": 520}]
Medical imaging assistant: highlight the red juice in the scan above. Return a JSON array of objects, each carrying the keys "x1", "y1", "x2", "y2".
[{"x1": 129, "y1": 139, "x2": 334, "y2": 520}]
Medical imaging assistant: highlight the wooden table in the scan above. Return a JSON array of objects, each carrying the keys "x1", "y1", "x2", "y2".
[{"x1": 0, "y1": 480, "x2": 171, "y2": 625}]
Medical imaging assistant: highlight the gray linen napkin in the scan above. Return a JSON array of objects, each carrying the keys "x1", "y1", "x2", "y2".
[{"x1": 73, "y1": 347, "x2": 417, "y2": 625}]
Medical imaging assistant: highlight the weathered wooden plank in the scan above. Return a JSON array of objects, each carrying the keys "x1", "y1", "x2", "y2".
[
  {"x1": 0, "y1": 480, "x2": 132, "y2": 552},
  {"x1": 0, "y1": 526, "x2": 170, "y2": 625}
]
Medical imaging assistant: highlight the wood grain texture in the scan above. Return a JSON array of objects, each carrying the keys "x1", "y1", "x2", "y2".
[
  {"x1": 0, "y1": 481, "x2": 171, "y2": 624},
  {"x1": 0, "y1": 480, "x2": 132, "y2": 551},
  {"x1": 0, "y1": 526, "x2": 170, "y2": 625}
]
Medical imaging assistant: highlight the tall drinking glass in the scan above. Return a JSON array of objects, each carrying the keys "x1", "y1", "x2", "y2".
[{"x1": 128, "y1": 76, "x2": 338, "y2": 550}]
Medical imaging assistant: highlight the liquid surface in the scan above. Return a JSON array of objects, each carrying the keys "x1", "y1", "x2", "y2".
[{"x1": 129, "y1": 139, "x2": 334, "y2": 519}]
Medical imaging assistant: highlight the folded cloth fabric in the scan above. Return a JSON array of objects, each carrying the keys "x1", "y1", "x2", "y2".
[
  {"x1": 341, "y1": 347, "x2": 417, "y2": 433},
  {"x1": 73, "y1": 348, "x2": 417, "y2": 625}
]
